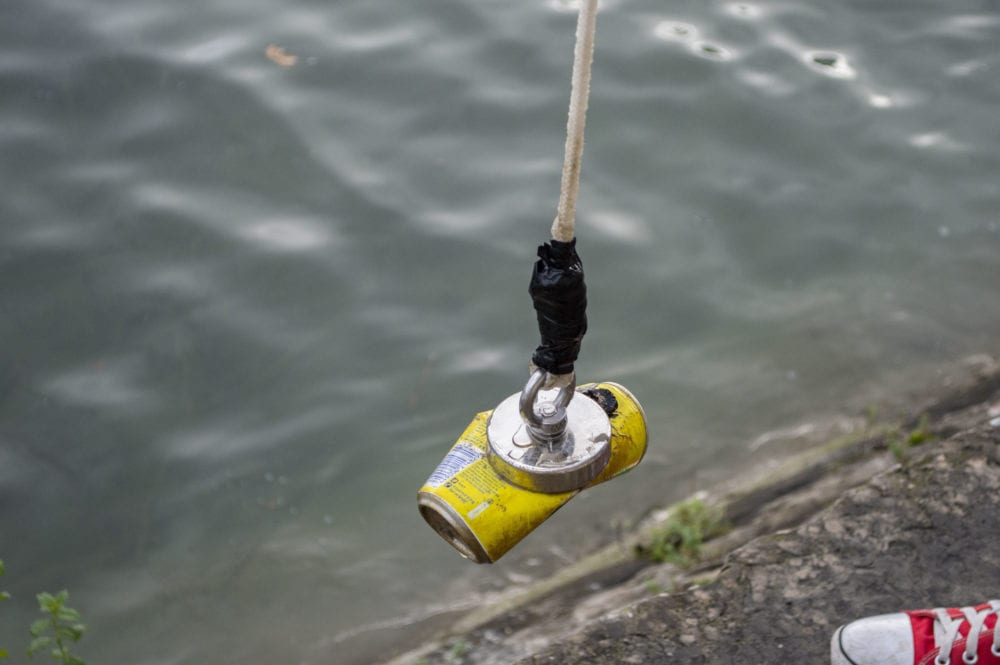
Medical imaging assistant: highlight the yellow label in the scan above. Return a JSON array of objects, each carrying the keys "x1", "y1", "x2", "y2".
[
  {"x1": 582, "y1": 382, "x2": 648, "y2": 484},
  {"x1": 420, "y1": 412, "x2": 574, "y2": 560}
]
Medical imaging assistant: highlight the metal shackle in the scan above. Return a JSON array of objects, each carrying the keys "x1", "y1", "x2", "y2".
[{"x1": 518, "y1": 369, "x2": 575, "y2": 449}]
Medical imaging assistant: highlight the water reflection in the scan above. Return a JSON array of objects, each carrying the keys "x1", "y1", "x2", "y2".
[
  {"x1": 239, "y1": 218, "x2": 333, "y2": 252},
  {"x1": 652, "y1": 21, "x2": 733, "y2": 60},
  {"x1": 547, "y1": 0, "x2": 613, "y2": 13},
  {"x1": 805, "y1": 50, "x2": 856, "y2": 79},
  {"x1": 693, "y1": 40, "x2": 734, "y2": 60},
  {"x1": 866, "y1": 90, "x2": 893, "y2": 108},
  {"x1": 909, "y1": 131, "x2": 969, "y2": 152},
  {"x1": 738, "y1": 69, "x2": 795, "y2": 97},
  {"x1": 724, "y1": 2, "x2": 763, "y2": 20},
  {"x1": 653, "y1": 21, "x2": 698, "y2": 43},
  {"x1": 43, "y1": 357, "x2": 158, "y2": 411},
  {"x1": 940, "y1": 14, "x2": 1000, "y2": 37},
  {"x1": 581, "y1": 209, "x2": 648, "y2": 245},
  {"x1": 162, "y1": 408, "x2": 336, "y2": 462}
]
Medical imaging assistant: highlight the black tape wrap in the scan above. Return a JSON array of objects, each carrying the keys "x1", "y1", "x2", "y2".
[{"x1": 529, "y1": 238, "x2": 588, "y2": 375}]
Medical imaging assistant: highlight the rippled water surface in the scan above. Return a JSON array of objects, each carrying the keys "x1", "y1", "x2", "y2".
[{"x1": 1, "y1": 0, "x2": 998, "y2": 662}]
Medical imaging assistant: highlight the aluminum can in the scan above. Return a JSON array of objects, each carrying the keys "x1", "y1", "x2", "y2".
[{"x1": 417, "y1": 382, "x2": 647, "y2": 563}]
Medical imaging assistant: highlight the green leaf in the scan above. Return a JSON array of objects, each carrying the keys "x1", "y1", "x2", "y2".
[
  {"x1": 55, "y1": 624, "x2": 85, "y2": 642},
  {"x1": 30, "y1": 619, "x2": 50, "y2": 638},
  {"x1": 1, "y1": 560, "x2": 8, "y2": 605},
  {"x1": 27, "y1": 635, "x2": 51, "y2": 655},
  {"x1": 36, "y1": 592, "x2": 56, "y2": 612},
  {"x1": 1, "y1": 647, "x2": 9, "y2": 658},
  {"x1": 66, "y1": 656, "x2": 87, "y2": 665},
  {"x1": 56, "y1": 608, "x2": 80, "y2": 623}
]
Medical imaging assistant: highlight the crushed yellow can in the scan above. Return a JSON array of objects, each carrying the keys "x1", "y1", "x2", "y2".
[{"x1": 417, "y1": 382, "x2": 647, "y2": 563}]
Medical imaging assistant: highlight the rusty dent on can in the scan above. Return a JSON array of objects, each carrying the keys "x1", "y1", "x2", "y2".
[{"x1": 417, "y1": 382, "x2": 647, "y2": 563}]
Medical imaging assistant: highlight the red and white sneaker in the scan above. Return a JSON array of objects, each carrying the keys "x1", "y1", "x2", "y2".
[{"x1": 832, "y1": 601, "x2": 1000, "y2": 665}]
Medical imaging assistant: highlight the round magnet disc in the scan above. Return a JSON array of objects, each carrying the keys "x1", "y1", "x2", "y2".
[{"x1": 486, "y1": 389, "x2": 611, "y2": 493}]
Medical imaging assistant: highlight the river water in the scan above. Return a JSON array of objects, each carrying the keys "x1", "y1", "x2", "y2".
[{"x1": 1, "y1": 0, "x2": 998, "y2": 662}]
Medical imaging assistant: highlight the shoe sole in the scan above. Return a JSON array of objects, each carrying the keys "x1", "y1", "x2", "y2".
[{"x1": 832, "y1": 625, "x2": 863, "y2": 665}]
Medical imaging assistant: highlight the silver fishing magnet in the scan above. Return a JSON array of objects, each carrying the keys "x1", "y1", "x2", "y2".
[{"x1": 486, "y1": 369, "x2": 611, "y2": 493}]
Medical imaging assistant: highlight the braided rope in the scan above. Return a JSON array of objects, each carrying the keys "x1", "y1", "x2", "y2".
[{"x1": 550, "y1": 0, "x2": 599, "y2": 243}]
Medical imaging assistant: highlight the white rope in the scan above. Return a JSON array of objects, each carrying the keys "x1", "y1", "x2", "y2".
[{"x1": 550, "y1": 0, "x2": 599, "y2": 243}]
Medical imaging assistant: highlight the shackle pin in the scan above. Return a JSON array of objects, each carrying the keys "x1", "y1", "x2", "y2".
[{"x1": 518, "y1": 369, "x2": 575, "y2": 450}]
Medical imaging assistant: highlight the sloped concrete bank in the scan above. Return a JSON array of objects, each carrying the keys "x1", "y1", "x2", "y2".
[{"x1": 381, "y1": 356, "x2": 1000, "y2": 665}]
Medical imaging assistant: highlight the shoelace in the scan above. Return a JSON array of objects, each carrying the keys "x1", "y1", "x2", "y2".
[{"x1": 933, "y1": 601, "x2": 1000, "y2": 665}]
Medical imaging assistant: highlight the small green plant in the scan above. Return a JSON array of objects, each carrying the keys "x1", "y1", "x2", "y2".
[
  {"x1": 864, "y1": 405, "x2": 879, "y2": 428},
  {"x1": 27, "y1": 590, "x2": 88, "y2": 665},
  {"x1": 886, "y1": 429, "x2": 907, "y2": 462},
  {"x1": 1, "y1": 559, "x2": 10, "y2": 659},
  {"x1": 886, "y1": 417, "x2": 935, "y2": 462},
  {"x1": 640, "y1": 498, "x2": 729, "y2": 567},
  {"x1": 907, "y1": 416, "x2": 934, "y2": 446},
  {"x1": 447, "y1": 638, "x2": 469, "y2": 661}
]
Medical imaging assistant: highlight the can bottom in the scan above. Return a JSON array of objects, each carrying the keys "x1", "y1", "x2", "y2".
[{"x1": 417, "y1": 492, "x2": 491, "y2": 564}]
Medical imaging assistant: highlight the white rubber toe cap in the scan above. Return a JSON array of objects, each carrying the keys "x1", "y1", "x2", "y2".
[{"x1": 831, "y1": 612, "x2": 915, "y2": 665}]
